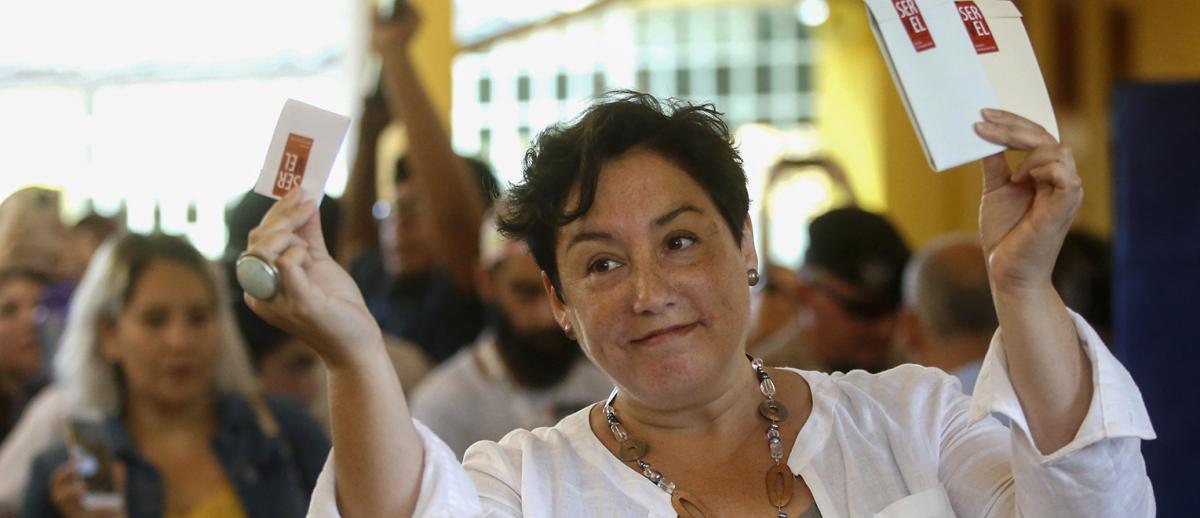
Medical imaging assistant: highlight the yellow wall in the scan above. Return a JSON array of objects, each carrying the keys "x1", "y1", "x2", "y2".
[
  {"x1": 813, "y1": 0, "x2": 887, "y2": 212},
  {"x1": 409, "y1": 0, "x2": 455, "y2": 125},
  {"x1": 1127, "y1": 0, "x2": 1200, "y2": 80},
  {"x1": 415, "y1": 0, "x2": 1200, "y2": 247}
]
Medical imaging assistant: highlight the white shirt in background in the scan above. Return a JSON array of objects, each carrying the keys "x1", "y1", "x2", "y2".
[{"x1": 409, "y1": 332, "x2": 613, "y2": 458}]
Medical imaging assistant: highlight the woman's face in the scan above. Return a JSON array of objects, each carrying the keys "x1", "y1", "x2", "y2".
[
  {"x1": 0, "y1": 277, "x2": 45, "y2": 381},
  {"x1": 549, "y1": 148, "x2": 757, "y2": 407},
  {"x1": 101, "y1": 260, "x2": 221, "y2": 409}
]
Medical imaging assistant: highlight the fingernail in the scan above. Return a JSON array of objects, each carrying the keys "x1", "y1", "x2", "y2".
[
  {"x1": 974, "y1": 122, "x2": 997, "y2": 132},
  {"x1": 982, "y1": 108, "x2": 1002, "y2": 118}
]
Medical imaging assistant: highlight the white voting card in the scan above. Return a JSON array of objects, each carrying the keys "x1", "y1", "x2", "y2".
[
  {"x1": 971, "y1": 0, "x2": 1059, "y2": 140},
  {"x1": 254, "y1": 99, "x2": 351, "y2": 203}
]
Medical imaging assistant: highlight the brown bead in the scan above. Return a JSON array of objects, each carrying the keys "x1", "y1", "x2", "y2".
[
  {"x1": 765, "y1": 464, "x2": 796, "y2": 508},
  {"x1": 617, "y1": 439, "x2": 648, "y2": 462},
  {"x1": 671, "y1": 489, "x2": 712, "y2": 518},
  {"x1": 759, "y1": 400, "x2": 790, "y2": 422}
]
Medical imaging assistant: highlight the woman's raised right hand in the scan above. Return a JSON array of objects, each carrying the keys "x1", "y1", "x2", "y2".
[{"x1": 243, "y1": 190, "x2": 383, "y2": 369}]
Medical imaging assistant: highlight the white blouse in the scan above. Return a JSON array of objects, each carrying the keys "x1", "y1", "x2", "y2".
[{"x1": 307, "y1": 313, "x2": 1156, "y2": 517}]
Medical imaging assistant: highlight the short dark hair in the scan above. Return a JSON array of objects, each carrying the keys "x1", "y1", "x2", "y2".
[
  {"x1": 393, "y1": 155, "x2": 501, "y2": 208},
  {"x1": 804, "y1": 207, "x2": 911, "y2": 312},
  {"x1": 498, "y1": 91, "x2": 749, "y2": 300}
]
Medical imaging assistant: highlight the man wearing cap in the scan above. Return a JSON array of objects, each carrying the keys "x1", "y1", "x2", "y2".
[
  {"x1": 407, "y1": 211, "x2": 612, "y2": 458},
  {"x1": 762, "y1": 207, "x2": 912, "y2": 373}
]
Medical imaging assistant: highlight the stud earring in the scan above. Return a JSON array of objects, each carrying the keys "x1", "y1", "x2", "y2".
[
  {"x1": 747, "y1": 268, "x2": 760, "y2": 287},
  {"x1": 563, "y1": 325, "x2": 577, "y2": 341}
]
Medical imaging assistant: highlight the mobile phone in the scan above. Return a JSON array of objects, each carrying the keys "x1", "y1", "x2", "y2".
[{"x1": 66, "y1": 415, "x2": 122, "y2": 510}]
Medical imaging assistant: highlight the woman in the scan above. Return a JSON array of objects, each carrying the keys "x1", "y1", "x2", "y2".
[
  {"x1": 244, "y1": 91, "x2": 1153, "y2": 516},
  {"x1": 21, "y1": 233, "x2": 329, "y2": 518},
  {"x1": 0, "y1": 268, "x2": 50, "y2": 441}
]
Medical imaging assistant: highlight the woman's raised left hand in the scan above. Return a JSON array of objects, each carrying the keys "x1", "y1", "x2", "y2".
[{"x1": 973, "y1": 108, "x2": 1082, "y2": 293}]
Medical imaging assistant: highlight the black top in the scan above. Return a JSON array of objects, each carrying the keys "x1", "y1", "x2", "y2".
[
  {"x1": 0, "y1": 376, "x2": 46, "y2": 443},
  {"x1": 349, "y1": 249, "x2": 485, "y2": 364}
]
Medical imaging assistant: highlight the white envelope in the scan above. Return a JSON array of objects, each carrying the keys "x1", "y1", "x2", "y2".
[
  {"x1": 254, "y1": 99, "x2": 351, "y2": 204},
  {"x1": 865, "y1": 0, "x2": 1056, "y2": 172},
  {"x1": 970, "y1": 0, "x2": 1059, "y2": 140}
]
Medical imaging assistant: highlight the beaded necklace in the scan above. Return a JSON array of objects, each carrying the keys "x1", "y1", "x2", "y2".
[{"x1": 602, "y1": 356, "x2": 796, "y2": 518}]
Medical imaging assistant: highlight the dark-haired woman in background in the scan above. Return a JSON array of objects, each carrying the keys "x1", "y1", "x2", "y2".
[{"x1": 0, "y1": 268, "x2": 50, "y2": 442}]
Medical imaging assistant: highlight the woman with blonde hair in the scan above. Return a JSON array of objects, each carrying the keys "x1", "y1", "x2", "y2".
[
  {"x1": 21, "y1": 233, "x2": 328, "y2": 518},
  {"x1": 0, "y1": 187, "x2": 66, "y2": 278}
]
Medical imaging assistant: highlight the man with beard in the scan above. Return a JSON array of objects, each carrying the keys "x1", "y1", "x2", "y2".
[
  {"x1": 408, "y1": 214, "x2": 611, "y2": 457},
  {"x1": 762, "y1": 207, "x2": 912, "y2": 373}
]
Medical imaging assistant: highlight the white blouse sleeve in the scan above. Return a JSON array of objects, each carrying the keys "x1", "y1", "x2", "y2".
[
  {"x1": 940, "y1": 310, "x2": 1156, "y2": 517},
  {"x1": 307, "y1": 420, "x2": 487, "y2": 518}
]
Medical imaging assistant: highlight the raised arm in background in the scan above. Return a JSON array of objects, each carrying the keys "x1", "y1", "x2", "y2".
[
  {"x1": 337, "y1": 92, "x2": 390, "y2": 266},
  {"x1": 373, "y1": 6, "x2": 485, "y2": 291}
]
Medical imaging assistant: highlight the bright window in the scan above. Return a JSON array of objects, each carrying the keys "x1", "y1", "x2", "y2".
[{"x1": 0, "y1": 0, "x2": 360, "y2": 257}]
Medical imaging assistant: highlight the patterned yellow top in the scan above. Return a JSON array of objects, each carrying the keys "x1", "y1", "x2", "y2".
[{"x1": 164, "y1": 482, "x2": 246, "y2": 518}]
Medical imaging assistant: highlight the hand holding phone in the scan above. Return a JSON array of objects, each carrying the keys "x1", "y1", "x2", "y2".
[{"x1": 54, "y1": 416, "x2": 124, "y2": 516}]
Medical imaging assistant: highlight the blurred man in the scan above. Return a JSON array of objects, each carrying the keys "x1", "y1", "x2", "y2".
[
  {"x1": 897, "y1": 235, "x2": 997, "y2": 394},
  {"x1": 409, "y1": 214, "x2": 611, "y2": 457},
  {"x1": 342, "y1": 7, "x2": 499, "y2": 364},
  {"x1": 351, "y1": 157, "x2": 498, "y2": 364},
  {"x1": 764, "y1": 207, "x2": 911, "y2": 373}
]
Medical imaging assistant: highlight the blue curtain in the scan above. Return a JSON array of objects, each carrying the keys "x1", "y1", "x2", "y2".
[{"x1": 1111, "y1": 82, "x2": 1200, "y2": 516}]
